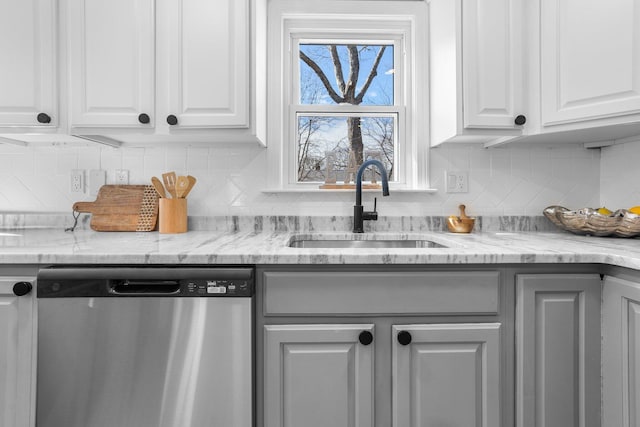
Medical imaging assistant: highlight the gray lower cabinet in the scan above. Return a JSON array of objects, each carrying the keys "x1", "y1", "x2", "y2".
[
  {"x1": 264, "y1": 322, "x2": 502, "y2": 427},
  {"x1": 515, "y1": 274, "x2": 601, "y2": 427},
  {"x1": 602, "y1": 275, "x2": 640, "y2": 427},
  {"x1": 392, "y1": 323, "x2": 502, "y2": 427},
  {"x1": 263, "y1": 324, "x2": 374, "y2": 427},
  {"x1": 0, "y1": 275, "x2": 36, "y2": 427},
  {"x1": 259, "y1": 267, "x2": 509, "y2": 427}
]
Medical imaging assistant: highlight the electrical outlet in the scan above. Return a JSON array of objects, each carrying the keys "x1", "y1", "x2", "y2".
[
  {"x1": 70, "y1": 170, "x2": 84, "y2": 193},
  {"x1": 89, "y1": 170, "x2": 106, "y2": 196},
  {"x1": 114, "y1": 169, "x2": 129, "y2": 185},
  {"x1": 445, "y1": 171, "x2": 469, "y2": 193}
]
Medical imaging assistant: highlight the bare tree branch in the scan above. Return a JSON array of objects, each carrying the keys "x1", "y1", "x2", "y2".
[
  {"x1": 300, "y1": 50, "x2": 344, "y2": 103},
  {"x1": 346, "y1": 45, "x2": 360, "y2": 100},
  {"x1": 356, "y1": 46, "x2": 386, "y2": 103},
  {"x1": 329, "y1": 45, "x2": 346, "y2": 95}
]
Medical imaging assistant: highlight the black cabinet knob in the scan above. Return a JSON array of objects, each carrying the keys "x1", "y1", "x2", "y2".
[
  {"x1": 166, "y1": 115, "x2": 178, "y2": 126},
  {"x1": 37, "y1": 113, "x2": 51, "y2": 124},
  {"x1": 138, "y1": 113, "x2": 150, "y2": 124},
  {"x1": 358, "y1": 330, "x2": 373, "y2": 346},
  {"x1": 397, "y1": 330, "x2": 412, "y2": 346},
  {"x1": 13, "y1": 281, "x2": 32, "y2": 296},
  {"x1": 514, "y1": 115, "x2": 526, "y2": 126}
]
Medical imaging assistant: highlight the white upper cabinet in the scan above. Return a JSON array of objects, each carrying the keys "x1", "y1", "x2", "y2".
[
  {"x1": 68, "y1": 0, "x2": 155, "y2": 128},
  {"x1": 0, "y1": 0, "x2": 57, "y2": 129},
  {"x1": 68, "y1": 0, "x2": 264, "y2": 144},
  {"x1": 431, "y1": 0, "x2": 640, "y2": 146},
  {"x1": 430, "y1": 0, "x2": 525, "y2": 146},
  {"x1": 159, "y1": 0, "x2": 249, "y2": 129},
  {"x1": 540, "y1": 0, "x2": 640, "y2": 127},
  {"x1": 462, "y1": 0, "x2": 524, "y2": 129}
]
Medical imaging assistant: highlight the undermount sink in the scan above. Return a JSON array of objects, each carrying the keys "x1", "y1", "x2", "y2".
[{"x1": 288, "y1": 238, "x2": 448, "y2": 249}]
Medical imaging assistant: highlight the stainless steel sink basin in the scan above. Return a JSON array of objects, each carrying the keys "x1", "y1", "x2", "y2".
[{"x1": 289, "y1": 239, "x2": 448, "y2": 249}]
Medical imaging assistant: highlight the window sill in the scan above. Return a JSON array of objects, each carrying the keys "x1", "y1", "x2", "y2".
[{"x1": 261, "y1": 187, "x2": 438, "y2": 194}]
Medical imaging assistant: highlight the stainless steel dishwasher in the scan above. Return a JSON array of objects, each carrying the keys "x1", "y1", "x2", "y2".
[{"x1": 36, "y1": 266, "x2": 254, "y2": 427}]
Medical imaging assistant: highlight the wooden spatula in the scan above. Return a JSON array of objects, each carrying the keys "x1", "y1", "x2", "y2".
[
  {"x1": 162, "y1": 172, "x2": 177, "y2": 198},
  {"x1": 176, "y1": 176, "x2": 190, "y2": 198}
]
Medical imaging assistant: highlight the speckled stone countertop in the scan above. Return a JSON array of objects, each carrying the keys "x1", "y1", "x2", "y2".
[{"x1": 1, "y1": 215, "x2": 640, "y2": 269}]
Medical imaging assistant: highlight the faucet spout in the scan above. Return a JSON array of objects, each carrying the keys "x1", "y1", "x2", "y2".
[
  {"x1": 355, "y1": 160, "x2": 390, "y2": 206},
  {"x1": 353, "y1": 159, "x2": 390, "y2": 233}
]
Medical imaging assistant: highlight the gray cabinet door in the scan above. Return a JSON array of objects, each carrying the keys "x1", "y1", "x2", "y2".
[
  {"x1": 0, "y1": 277, "x2": 35, "y2": 427},
  {"x1": 516, "y1": 274, "x2": 601, "y2": 427},
  {"x1": 603, "y1": 275, "x2": 640, "y2": 427},
  {"x1": 264, "y1": 324, "x2": 374, "y2": 427},
  {"x1": 392, "y1": 323, "x2": 502, "y2": 427}
]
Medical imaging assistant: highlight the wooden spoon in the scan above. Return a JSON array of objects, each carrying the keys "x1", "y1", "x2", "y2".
[
  {"x1": 182, "y1": 175, "x2": 197, "y2": 198},
  {"x1": 151, "y1": 176, "x2": 166, "y2": 198}
]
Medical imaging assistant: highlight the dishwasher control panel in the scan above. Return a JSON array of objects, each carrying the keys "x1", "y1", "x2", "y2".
[
  {"x1": 36, "y1": 266, "x2": 254, "y2": 298},
  {"x1": 186, "y1": 279, "x2": 252, "y2": 296}
]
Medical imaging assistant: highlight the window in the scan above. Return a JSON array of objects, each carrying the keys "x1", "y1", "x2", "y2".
[
  {"x1": 297, "y1": 42, "x2": 398, "y2": 184},
  {"x1": 267, "y1": 0, "x2": 429, "y2": 191}
]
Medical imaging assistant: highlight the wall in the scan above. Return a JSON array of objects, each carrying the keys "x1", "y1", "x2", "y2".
[
  {"x1": 0, "y1": 141, "x2": 600, "y2": 217},
  {"x1": 600, "y1": 138, "x2": 640, "y2": 210}
]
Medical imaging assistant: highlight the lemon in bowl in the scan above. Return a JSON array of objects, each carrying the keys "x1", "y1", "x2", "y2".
[{"x1": 596, "y1": 207, "x2": 613, "y2": 215}]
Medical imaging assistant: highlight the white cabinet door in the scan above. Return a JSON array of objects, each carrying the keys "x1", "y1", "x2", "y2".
[
  {"x1": 602, "y1": 275, "x2": 640, "y2": 427},
  {"x1": 430, "y1": 0, "x2": 524, "y2": 146},
  {"x1": 0, "y1": 0, "x2": 56, "y2": 128},
  {"x1": 516, "y1": 274, "x2": 601, "y2": 427},
  {"x1": 0, "y1": 278, "x2": 35, "y2": 427},
  {"x1": 68, "y1": 0, "x2": 155, "y2": 128},
  {"x1": 159, "y1": 0, "x2": 249, "y2": 129},
  {"x1": 541, "y1": 0, "x2": 640, "y2": 126},
  {"x1": 69, "y1": 0, "x2": 250, "y2": 133},
  {"x1": 264, "y1": 324, "x2": 374, "y2": 427},
  {"x1": 463, "y1": 0, "x2": 524, "y2": 129},
  {"x1": 392, "y1": 323, "x2": 502, "y2": 427}
]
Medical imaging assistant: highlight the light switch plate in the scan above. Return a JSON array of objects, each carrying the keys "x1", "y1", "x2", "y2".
[{"x1": 445, "y1": 171, "x2": 468, "y2": 193}]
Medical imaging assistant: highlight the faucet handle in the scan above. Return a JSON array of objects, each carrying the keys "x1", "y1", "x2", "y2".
[{"x1": 363, "y1": 197, "x2": 379, "y2": 221}]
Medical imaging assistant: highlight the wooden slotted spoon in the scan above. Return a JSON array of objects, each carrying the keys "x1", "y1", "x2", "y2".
[{"x1": 162, "y1": 172, "x2": 177, "y2": 198}]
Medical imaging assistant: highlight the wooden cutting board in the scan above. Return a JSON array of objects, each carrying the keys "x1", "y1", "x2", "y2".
[{"x1": 73, "y1": 185, "x2": 159, "y2": 231}]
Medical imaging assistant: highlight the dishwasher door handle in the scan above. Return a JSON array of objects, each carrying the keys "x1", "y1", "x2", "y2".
[{"x1": 109, "y1": 280, "x2": 181, "y2": 295}]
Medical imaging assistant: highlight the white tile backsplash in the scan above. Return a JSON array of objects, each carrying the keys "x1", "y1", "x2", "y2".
[
  {"x1": 0, "y1": 141, "x2": 603, "y2": 216},
  {"x1": 600, "y1": 137, "x2": 640, "y2": 210}
]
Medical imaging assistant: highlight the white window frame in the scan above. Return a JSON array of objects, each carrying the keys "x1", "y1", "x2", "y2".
[
  {"x1": 266, "y1": 0, "x2": 429, "y2": 191},
  {"x1": 293, "y1": 36, "x2": 403, "y2": 184}
]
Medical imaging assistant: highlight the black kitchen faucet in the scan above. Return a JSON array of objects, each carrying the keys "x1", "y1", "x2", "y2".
[{"x1": 353, "y1": 159, "x2": 390, "y2": 233}]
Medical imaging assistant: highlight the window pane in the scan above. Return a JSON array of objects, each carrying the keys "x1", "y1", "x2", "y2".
[
  {"x1": 299, "y1": 44, "x2": 394, "y2": 106},
  {"x1": 297, "y1": 115, "x2": 395, "y2": 183}
]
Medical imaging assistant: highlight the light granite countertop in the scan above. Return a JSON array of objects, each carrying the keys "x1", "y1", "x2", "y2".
[{"x1": 1, "y1": 227, "x2": 640, "y2": 269}]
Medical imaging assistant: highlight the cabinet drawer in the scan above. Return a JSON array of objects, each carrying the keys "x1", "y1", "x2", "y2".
[{"x1": 263, "y1": 271, "x2": 500, "y2": 315}]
